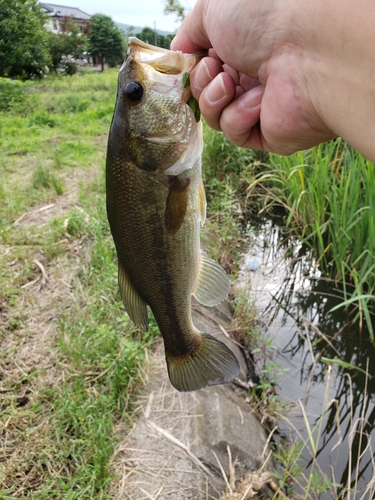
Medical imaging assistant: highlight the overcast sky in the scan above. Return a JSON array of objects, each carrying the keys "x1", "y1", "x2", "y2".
[{"x1": 71, "y1": 0, "x2": 197, "y2": 32}]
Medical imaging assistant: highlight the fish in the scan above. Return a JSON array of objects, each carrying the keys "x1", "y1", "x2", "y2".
[{"x1": 106, "y1": 37, "x2": 240, "y2": 392}]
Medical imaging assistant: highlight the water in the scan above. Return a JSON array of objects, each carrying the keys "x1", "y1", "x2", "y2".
[{"x1": 237, "y1": 216, "x2": 375, "y2": 498}]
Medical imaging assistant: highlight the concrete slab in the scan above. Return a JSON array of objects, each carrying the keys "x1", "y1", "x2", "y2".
[{"x1": 112, "y1": 302, "x2": 273, "y2": 499}]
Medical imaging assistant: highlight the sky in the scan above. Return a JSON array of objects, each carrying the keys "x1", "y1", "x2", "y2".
[{"x1": 69, "y1": 0, "x2": 197, "y2": 33}]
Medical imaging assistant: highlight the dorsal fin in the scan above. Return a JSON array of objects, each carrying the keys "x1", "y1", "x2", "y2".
[
  {"x1": 118, "y1": 262, "x2": 149, "y2": 331},
  {"x1": 192, "y1": 252, "x2": 230, "y2": 307}
]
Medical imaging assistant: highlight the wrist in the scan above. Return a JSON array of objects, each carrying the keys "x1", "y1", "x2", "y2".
[{"x1": 302, "y1": 0, "x2": 375, "y2": 160}]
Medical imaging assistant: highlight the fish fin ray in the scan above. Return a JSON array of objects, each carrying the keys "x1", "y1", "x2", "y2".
[
  {"x1": 118, "y1": 262, "x2": 149, "y2": 331},
  {"x1": 192, "y1": 252, "x2": 230, "y2": 306},
  {"x1": 198, "y1": 177, "x2": 206, "y2": 225},
  {"x1": 166, "y1": 333, "x2": 239, "y2": 392},
  {"x1": 165, "y1": 177, "x2": 190, "y2": 234}
]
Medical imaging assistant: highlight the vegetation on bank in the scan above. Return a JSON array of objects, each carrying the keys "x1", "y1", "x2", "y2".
[
  {"x1": 247, "y1": 141, "x2": 375, "y2": 338},
  {"x1": 1, "y1": 67, "x2": 374, "y2": 499},
  {"x1": 0, "y1": 69, "x2": 146, "y2": 498}
]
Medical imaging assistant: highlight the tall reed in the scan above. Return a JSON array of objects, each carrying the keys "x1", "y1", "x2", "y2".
[{"x1": 247, "y1": 140, "x2": 375, "y2": 338}]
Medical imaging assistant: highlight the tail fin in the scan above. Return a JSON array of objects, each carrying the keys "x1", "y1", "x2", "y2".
[{"x1": 166, "y1": 333, "x2": 240, "y2": 392}]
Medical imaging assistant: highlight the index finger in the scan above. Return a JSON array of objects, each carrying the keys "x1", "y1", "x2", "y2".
[{"x1": 170, "y1": 0, "x2": 212, "y2": 53}]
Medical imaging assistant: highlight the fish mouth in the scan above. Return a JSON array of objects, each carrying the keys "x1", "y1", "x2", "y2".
[
  {"x1": 127, "y1": 37, "x2": 205, "y2": 78},
  {"x1": 127, "y1": 37, "x2": 175, "y2": 58}
]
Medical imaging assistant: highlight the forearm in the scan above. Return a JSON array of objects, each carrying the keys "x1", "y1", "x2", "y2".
[{"x1": 302, "y1": 0, "x2": 375, "y2": 161}]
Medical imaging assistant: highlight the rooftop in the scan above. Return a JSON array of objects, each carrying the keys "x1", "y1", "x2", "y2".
[{"x1": 40, "y1": 2, "x2": 91, "y2": 20}]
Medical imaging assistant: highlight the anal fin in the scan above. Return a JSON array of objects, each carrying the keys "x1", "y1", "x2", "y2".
[
  {"x1": 118, "y1": 262, "x2": 149, "y2": 331},
  {"x1": 192, "y1": 252, "x2": 230, "y2": 307}
]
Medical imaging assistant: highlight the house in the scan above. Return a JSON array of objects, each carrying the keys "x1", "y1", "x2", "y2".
[{"x1": 40, "y1": 2, "x2": 91, "y2": 34}]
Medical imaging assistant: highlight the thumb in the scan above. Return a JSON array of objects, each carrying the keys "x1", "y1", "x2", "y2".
[{"x1": 170, "y1": 0, "x2": 212, "y2": 53}]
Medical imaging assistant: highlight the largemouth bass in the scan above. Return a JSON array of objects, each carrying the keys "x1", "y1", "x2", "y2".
[{"x1": 106, "y1": 37, "x2": 239, "y2": 392}]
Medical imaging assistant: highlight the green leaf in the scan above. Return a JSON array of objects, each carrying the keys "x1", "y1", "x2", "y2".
[
  {"x1": 182, "y1": 72, "x2": 190, "y2": 88},
  {"x1": 187, "y1": 95, "x2": 201, "y2": 122}
]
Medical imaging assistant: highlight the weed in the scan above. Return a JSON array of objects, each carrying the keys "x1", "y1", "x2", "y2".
[
  {"x1": 201, "y1": 124, "x2": 259, "y2": 276},
  {"x1": 32, "y1": 165, "x2": 65, "y2": 194},
  {"x1": 0, "y1": 77, "x2": 30, "y2": 112},
  {"x1": 29, "y1": 111, "x2": 56, "y2": 128},
  {"x1": 247, "y1": 140, "x2": 375, "y2": 337}
]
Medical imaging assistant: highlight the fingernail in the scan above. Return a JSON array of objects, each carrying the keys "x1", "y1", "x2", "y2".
[
  {"x1": 194, "y1": 59, "x2": 213, "y2": 91},
  {"x1": 206, "y1": 74, "x2": 227, "y2": 104},
  {"x1": 238, "y1": 85, "x2": 264, "y2": 109}
]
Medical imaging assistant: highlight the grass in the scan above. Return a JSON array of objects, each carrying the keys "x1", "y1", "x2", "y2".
[
  {"x1": 0, "y1": 69, "x2": 162, "y2": 498},
  {"x1": 246, "y1": 140, "x2": 375, "y2": 338},
  {"x1": 201, "y1": 123, "x2": 262, "y2": 276},
  {"x1": 0, "y1": 71, "x2": 261, "y2": 498},
  {"x1": 2, "y1": 69, "x2": 371, "y2": 499}
]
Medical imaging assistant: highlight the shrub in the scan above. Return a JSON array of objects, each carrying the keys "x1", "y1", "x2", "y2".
[
  {"x1": 0, "y1": 77, "x2": 29, "y2": 111},
  {"x1": 57, "y1": 55, "x2": 78, "y2": 76}
]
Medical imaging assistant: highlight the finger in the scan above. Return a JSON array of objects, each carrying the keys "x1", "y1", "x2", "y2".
[
  {"x1": 223, "y1": 64, "x2": 240, "y2": 86},
  {"x1": 235, "y1": 86, "x2": 245, "y2": 98},
  {"x1": 239, "y1": 74, "x2": 261, "y2": 92},
  {"x1": 170, "y1": 0, "x2": 211, "y2": 53},
  {"x1": 198, "y1": 73, "x2": 236, "y2": 131},
  {"x1": 190, "y1": 57, "x2": 223, "y2": 99},
  {"x1": 207, "y1": 49, "x2": 222, "y2": 63},
  {"x1": 219, "y1": 85, "x2": 266, "y2": 148}
]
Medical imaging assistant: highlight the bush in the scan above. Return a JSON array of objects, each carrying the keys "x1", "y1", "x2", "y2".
[
  {"x1": 0, "y1": 77, "x2": 29, "y2": 111},
  {"x1": 0, "y1": 0, "x2": 51, "y2": 80},
  {"x1": 57, "y1": 55, "x2": 78, "y2": 76}
]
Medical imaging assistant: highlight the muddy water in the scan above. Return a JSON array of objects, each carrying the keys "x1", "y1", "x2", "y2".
[{"x1": 237, "y1": 215, "x2": 375, "y2": 498}]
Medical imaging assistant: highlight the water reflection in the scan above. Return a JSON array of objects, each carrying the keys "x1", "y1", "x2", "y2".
[{"x1": 238, "y1": 215, "x2": 375, "y2": 498}]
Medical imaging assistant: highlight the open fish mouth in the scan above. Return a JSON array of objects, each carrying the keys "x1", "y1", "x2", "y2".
[{"x1": 127, "y1": 37, "x2": 201, "y2": 73}]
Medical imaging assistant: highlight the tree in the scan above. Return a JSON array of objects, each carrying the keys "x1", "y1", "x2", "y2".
[
  {"x1": 48, "y1": 17, "x2": 88, "y2": 71},
  {"x1": 0, "y1": 0, "x2": 51, "y2": 79},
  {"x1": 88, "y1": 14, "x2": 125, "y2": 71},
  {"x1": 136, "y1": 27, "x2": 157, "y2": 46},
  {"x1": 135, "y1": 28, "x2": 174, "y2": 49},
  {"x1": 164, "y1": 0, "x2": 186, "y2": 23}
]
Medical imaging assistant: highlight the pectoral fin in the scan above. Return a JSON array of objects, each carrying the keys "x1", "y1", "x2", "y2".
[
  {"x1": 118, "y1": 262, "x2": 149, "y2": 331},
  {"x1": 198, "y1": 177, "x2": 206, "y2": 225},
  {"x1": 192, "y1": 252, "x2": 230, "y2": 306},
  {"x1": 165, "y1": 177, "x2": 190, "y2": 234}
]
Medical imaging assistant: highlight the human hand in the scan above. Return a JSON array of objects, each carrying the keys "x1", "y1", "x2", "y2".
[{"x1": 171, "y1": 0, "x2": 340, "y2": 155}]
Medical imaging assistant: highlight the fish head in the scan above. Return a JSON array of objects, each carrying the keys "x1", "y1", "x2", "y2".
[{"x1": 111, "y1": 37, "x2": 204, "y2": 174}]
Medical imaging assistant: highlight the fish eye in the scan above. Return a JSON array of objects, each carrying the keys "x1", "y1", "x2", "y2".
[{"x1": 124, "y1": 81, "x2": 144, "y2": 102}]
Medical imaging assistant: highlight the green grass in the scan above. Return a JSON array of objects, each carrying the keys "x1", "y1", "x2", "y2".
[
  {"x1": 201, "y1": 123, "x2": 260, "y2": 276},
  {"x1": 247, "y1": 140, "x2": 375, "y2": 338},
  {"x1": 0, "y1": 69, "x2": 162, "y2": 498},
  {"x1": 0, "y1": 71, "x2": 260, "y2": 498}
]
